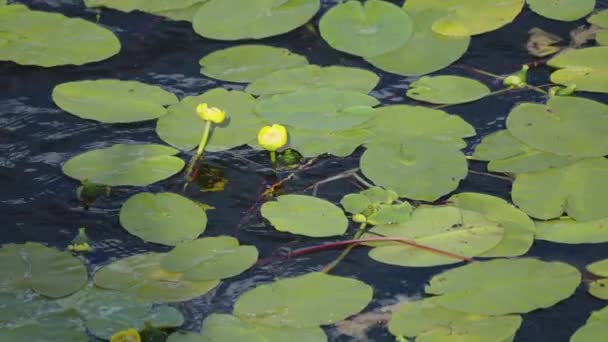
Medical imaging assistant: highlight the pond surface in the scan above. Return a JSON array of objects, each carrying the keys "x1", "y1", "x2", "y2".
[{"x1": 2, "y1": 0, "x2": 608, "y2": 341}]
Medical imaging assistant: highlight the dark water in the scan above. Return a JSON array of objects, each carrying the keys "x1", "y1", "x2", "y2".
[{"x1": 1, "y1": 0, "x2": 608, "y2": 341}]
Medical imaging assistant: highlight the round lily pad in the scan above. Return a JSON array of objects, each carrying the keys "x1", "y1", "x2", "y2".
[
  {"x1": 535, "y1": 217, "x2": 608, "y2": 244},
  {"x1": 245, "y1": 65, "x2": 379, "y2": 96},
  {"x1": 587, "y1": 259, "x2": 608, "y2": 300},
  {"x1": 506, "y1": 96, "x2": 608, "y2": 157},
  {"x1": 319, "y1": 0, "x2": 413, "y2": 58},
  {"x1": 547, "y1": 46, "x2": 608, "y2": 93},
  {"x1": 233, "y1": 272, "x2": 373, "y2": 328},
  {"x1": 0, "y1": 242, "x2": 87, "y2": 298},
  {"x1": 360, "y1": 139, "x2": 468, "y2": 201},
  {"x1": 193, "y1": 0, "x2": 320, "y2": 40},
  {"x1": 571, "y1": 306, "x2": 608, "y2": 342},
  {"x1": 597, "y1": 30, "x2": 608, "y2": 45},
  {"x1": 52, "y1": 79, "x2": 178, "y2": 123},
  {"x1": 366, "y1": 205, "x2": 504, "y2": 267},
  {"x1": 404, "y1": 0, "x2": 525, "y2": 37},
  {"x1": 588, "y1": 10, "x2": 608, "y2": 27},
  {"x1": 287, "y1": 126, "x2": 372, "y2": 157},
  {"x1": 0, "y1": 4, "x2": 120, "y2": 66},
  {"x1": 389, "y1": 298, "x2": 522, "y2": 341},
  {"x1": 366, "y1": 9, "x2": 470, "y2": 76},
  {"x1": 512, "y1": 158, "x2": 608, "y2": 221},
  {"x1": 261, "y1": 194, "x2": 348, "y2": 237},
  {"x1": 527, "y1": 0, "x2": 595, "y2": 21},
  {"x1": 62, "y1": 144, "x2": 185, "y2": 187},
  {"x1": 199, "y1": 45, "x2": 308, "y2": 82},
  {"x1": 156, "y1": 88, "x2": 263, "y2": 151},
  {"x1": 84, "y1": 0, "x2": 204, "y2": 13},
  {"x1": 588, "y1": 259, "x2": 608, "y2": 277},
  {"x1": 120, "y1": 192, "x2": 207, "y2": 246},
  {"x1": 406, "y1": 75, "x2": 490, "y2": 104},
  {"x1": 255, "y1": 88, "x2": 379, "y2": 131},
  {"x1": 94, "y1": 253, "x2": 219, "y2": 303},
  {"x1": 160, "y1": 236, "x2": 257, "y2": 281},
  {"x1": 153, "y1": 2, "x2": 207, "y2": 22},
  {"x1": 425, "y1": 258, "x2": 581, "y2": 315}
]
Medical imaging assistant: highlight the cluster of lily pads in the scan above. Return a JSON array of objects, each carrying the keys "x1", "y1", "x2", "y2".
[{"x1": 2, "y1": 0, "x2": 608, "y2": 341}]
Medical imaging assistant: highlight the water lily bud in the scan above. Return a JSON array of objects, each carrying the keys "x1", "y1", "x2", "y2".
[
  {"x1": 352, "y1": 213, "x2": 367, "y2": 223},
  {"x1": 549, "y1": 84, "x2": 576, "y2": 97},
  {"x1": 503, "y1": 65, "x2": 529, "y2": 88},
  {"x1": 111, "y1": 328, "x2": 141, "y2": 342},
  {"x1": 258, "y1": 124, "x2": 288, "y2": 152},
  {"x1": 196, "y1": 103, "x2": 226, "y2": 124}
]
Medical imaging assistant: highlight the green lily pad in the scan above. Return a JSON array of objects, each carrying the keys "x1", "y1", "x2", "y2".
[
  {"x1": 588, "y1": 259, "x2": 608, "y2": 277},
  {"x1": 597, "y1": 30, "x2": 608, "y2": 45},
  {"x1": 548, "y1": 46, "x2": 608, "y2": 93},
  {"x1": 472, "y1": 130, "x2": 583, "y2": 173},
  {"x1": 587, "y1": 259, "x2": 608, "y2": 300},
  {"x1": 120, "y1": 192, "x2": 207, "y2": 246},
  {"x1": 233, "y1": 272, "x2": 373, "y2": 328},
  {"x1": 0, "y1": 292, "x2": 87, "y2": 341},
  {"x1": 360, "y1": 139, "x2": 468, "y2": 201},
  {"x1": 527, "y1": 0, "x2": 595, "y2": 21},
  {"x1": 0, "y1": 242, "x2": 87, "y2": 298},
  {"x1": 448, "y1": 192, "x2": 535, "y2": 257},
  {"x1": 535, "y1": 216, "x2": 608, "y2": 244},
  {"x1": 245, "y1": 65, "x2": 379, "y2": 96},
  {"x1": 152, "y1": 2, "x2": 208, "y2": 22},
  {"x1": 168, "y1": 314, "x2": 327, "y2": 342},
  {"x1": 512, "y1": 158, "x2": 608, "y2": 221},
  {"x1": 389, "y1": 298, "x2": 522, "y2": 341},
  {"x1": 156, "y1": 88, "x2": 263, "y2": 151},
  {"x1": 62, "y1": 144, "x2": 185, "y2": 187},
  {"x1": 52, "y1": 79, "x2": 178, "y2": 123},
  {"x1": 319, "y1": 0, "x2": 413, "y2": 58},
  {"x1": 589, "y1": 10, "x2": 608, "y2": 27},
  {"x1": 287, "y1": 126, "x2": 372, "y2": 157},
  {"x1": 360, "y1": 105, "x2": 476, "y2": 148},
  {"x1": 84, "y1": 0, "x2": 206, "y2": 12},
  {"x1": 160, "y1": 236, "x2": 257, "y2": 281},
  {"x1": 199, "y1": 45, "x2": 308, "y2": 83},
  {"x1": 261, "y1": 194, "x2": 348, "y2": 237},
  {"x1": 506, "y1": 96, "x2": 608, "y2": 157},
  {"x1": 341, "y1": 187, "x2": 399, "y2": 215},
  {"x1": 0, "y1": 4, "x2": 120, "y2": 66},
  {"x1": 255, "y1": 88, "x2": 379, "y2": 131},
  {"x1": 425, "y1": 258, "x2": 581, "y2": 315},
  {"x1": 193, "y1": 0, "x2": 320, "y2": 40},
  {"x1": 366, "y1": 9, "x2": 470, "y2": 76},
  {"x1": 366, "y1": 205, "x2": 504, "y2": 267},
  {"x1": 406, "y1": 75, "x2": 490, "y2": 104},
  {"x1": 571, "y1": 306, "x2": 608, "y2": 341},
  {"x1": 403, "y1": 0, "x2": 525, "y2": 37},
  {"x1": 94, "y1": 253, "x2": 219, "y2": 303}
]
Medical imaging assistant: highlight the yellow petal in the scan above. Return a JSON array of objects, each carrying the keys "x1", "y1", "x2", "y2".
[{"x1": 111, "y1": 328, "x2": 141, "y2": 342}]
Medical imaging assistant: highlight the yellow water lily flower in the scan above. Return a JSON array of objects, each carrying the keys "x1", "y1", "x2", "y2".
[
  {"x1": 110, "y1": 328, "x2": 141, "y2": 342},
  {"x1": 196, "y1": 103, "x2": 226, "y2": 124},
  {"x1": 258, "y1": 124, "x2": 288, "y2": 152}
]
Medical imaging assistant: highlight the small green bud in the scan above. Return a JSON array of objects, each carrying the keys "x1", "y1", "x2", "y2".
[
  {"x1": 352, "y1": 213, "x2": 367, "y2": 223},
  {"x1": 503, "y1": 65, "x2": 529, "y2": 89},
  {"x1": 549, "y1": 84, "x2": 576, "y2": 97},
  {"x1": 68, "y1": 227, "x2": 94, "y2": 253}
]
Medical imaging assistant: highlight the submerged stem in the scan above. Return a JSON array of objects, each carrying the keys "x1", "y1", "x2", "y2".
[{"x1": 322, "y1": 222, "x2": 367, "y2": 273}]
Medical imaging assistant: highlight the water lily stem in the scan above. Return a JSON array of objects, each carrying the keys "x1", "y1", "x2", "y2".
[
  {"x1": 270, "y1": 150, "x2": 277, "y2": 171},
  {"x1": 322, "y1": 222, "x2": 367, "y2": 273},
  {"x1": 185, "y1": 121, "x2": 212, "y2": 180}
]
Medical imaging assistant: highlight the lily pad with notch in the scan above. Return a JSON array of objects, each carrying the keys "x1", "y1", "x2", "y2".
[
  {"x1": 547, "y1": 46, "x2": 608, "y2": 93},
  {"x1": 535, "y1": 216, "x2": 608, "y2": 244},
  {"x1": 406, "y1": 75, "x2": 490, "y2": 105}
]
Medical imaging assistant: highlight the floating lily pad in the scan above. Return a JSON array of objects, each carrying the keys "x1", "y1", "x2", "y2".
[
  {"x1": 404, "y1": 0, "x2": 525, "y2": 37},
  {"x1": 360, "y1": 139, "x2": 468, "y2": 201},
  {"x1": 168, "y1": 314, "x2": 327, "y2": 342},
  {"x1": 548, "y1": 46, "x2": 608, "y2": 93},
  {"x1": 120, "y1": 192, "x2": 207, "y2": 246},
  {"x1": 588, "y1": 10, "x2": 608, "y2": 27},
  {"x1": 506, "y1": 96, "x2": 608, "y2": 157},
  {"x1": 341, "y1": 187, "x2": 410, "y2": 225},
  {"x1": 0, "y1": 242, "x2": 87, "y2": 298},
  {"x1": 588, "y1": 259, "x2": 608, "y2": 277},
  {"x1": 406, "y1": 75, "x2": 490, "y2": 104},
  {"x1": 527, "y1": 0, "x2": 595, "y2": 21},
  {"x1": 199, "y1": 45, "x2": 308, "y2": 83},
  {"x1": 261, "y1": 194, "x2": 348, "y2": 237},
  {"x1": 287, "y1": 126, "x2": 372, "y2": 157},
  {"x1": 0, "y1": 292, "x2": 87, "y2": 341},
  {"x1": 597, "y1": 30, "x2": 608, "y2": 45},
  {"x1": 245, "y1": 65, "x2": 379, "y2": 96},
  {"x1": 512, "y1": 158, "x2": 608, "y2": 221},
  {"x1": 571, "y1": 306, "x2": 608, "y2": 341},
  {"x1": 156, "y1": 88, "x2": 263, "y2": 151},
  {"x1": 193, "y1": 0, "x2": 320, "y2": 40},
  {"x1": 448, "y1": 192, "x2": 535, "y2": 257},
  {"x1": 425, "y1": 258, "x2": 581, "y2": 315},
  {"x1": 255, "y1": 88, "x2": 379, "y2": 131},
  {"x1": 319, "y1": 0, "x2": 413, "y2": 58},
  {"x1": 160, "y1": 236, "x2": 257, "y2": 281},
  {"x1": 0, "y1": 4, "x2": 120, "y2": 66},
  {"x1": 62, "y1": 144, "x2": 185, "y2": 187},
  {"x1": 94, "y1": 253, "x2": 219, "y2": 303},
  {"x1": 153, "y1": 2, "x2": 207, "y2": 22},
  {"x1": 472, "y1": 130, "x2": 527, "y2": 161},
  {"x1": 366, "y1": 9, "x2": 470, "y2": 76},
  {"x1": 366, "y1": 205, "x2": 504, "y2": 267},
  {"x1": 233, "y1": 272, "x2": 373, "y2": 328},
  {"x1": 389, "y1": 298, "x2": 522, "y2": 341},
  {"x1": 587, "y1": 260, "x2": 608, "y2": 300},
  {"x1": 52, "y1": 79, "x2": 178, "y2": 123},
  {"x1": 535, "y1": 216, "x2": 608, "y2": 244},
  {"x1": 84, "y1": 0, "x2": 205, "y2": 13}
]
